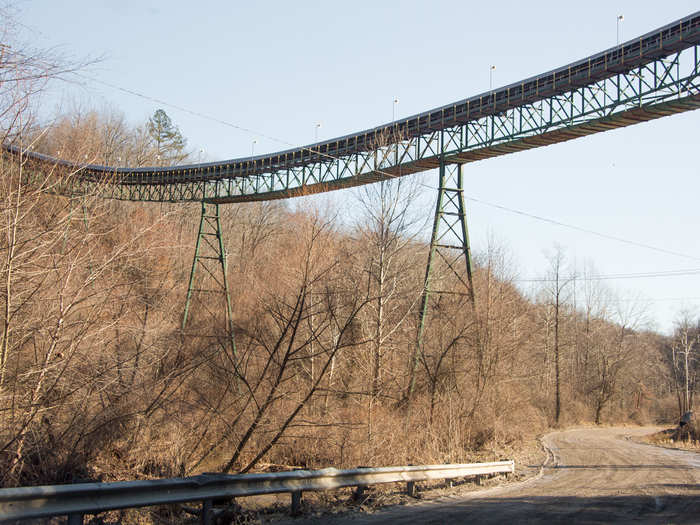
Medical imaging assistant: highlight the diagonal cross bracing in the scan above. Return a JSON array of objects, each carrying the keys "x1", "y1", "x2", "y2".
[
  {"x1": 182, "y1": 202, "x2": 236, "y2": 354},
  {"x1": 410, "y1": 160, "x2": 475, "y2": 396},
  {"x1": 5, "y1": 12, "x2": 700, "y2": 204}
]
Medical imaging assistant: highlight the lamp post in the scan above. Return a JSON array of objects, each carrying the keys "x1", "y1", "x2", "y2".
[
  {"x1": 251, "y1": 140, "x2": 257, "y2": 156},
  {"x1": 315, "y1": 123, "x2": 321, "y2": 142},
  {"x1": 617, "y1": 15, "x2": 624, "y2": 45},
  {"x1": 490, "y1": 65, "x2": 496, "y2": 90},
  {"x1": 392, "y1": 98, "x2": 399, "y2": 122}
]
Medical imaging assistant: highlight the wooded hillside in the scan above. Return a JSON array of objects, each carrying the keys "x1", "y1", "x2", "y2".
[{"x1": 0, "y1": 24, "x2": 697, "y2": 492}]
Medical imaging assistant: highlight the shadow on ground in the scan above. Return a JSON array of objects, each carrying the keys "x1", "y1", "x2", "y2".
[{"x1": 284, "y1": 494, "x2": 700, "y2": 525}]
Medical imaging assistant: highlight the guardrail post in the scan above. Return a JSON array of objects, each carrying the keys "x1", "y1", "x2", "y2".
[
  {"x1": 406, "y1": 481, "x2": 416, "y2": 498},
  {"x1": 200, "y1": 499, "x2": 213, "y2": 525},
  {"x1": 475, "y1": 475, "x2": 483, "y2": 486},
  {"x1": 291, "y1": 490, "x2": 302, "y2": 516},
  {"x1": 67, "y1": 513, "x2": 84, "y2": 525},
  {"x1": 505, "y1": 462, "x2": 514, "y2": 479}
]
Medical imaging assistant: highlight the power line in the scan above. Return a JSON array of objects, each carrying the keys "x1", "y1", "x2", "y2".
[
  {"x1": 64, "y1": 71, "x2": 321, "y2": 154},
  {"x1": 618, "y1": 296, "x2": 700, "y2": 303},
  {"x1": 54, "y1": 71, "x2": 700, "y2": 264},
  {"x1": 463, "y1": 195, "x2": 700, "y2": 263},
  {"x1": 518, "y1": 268, "x2": 700, "y2": 283}
]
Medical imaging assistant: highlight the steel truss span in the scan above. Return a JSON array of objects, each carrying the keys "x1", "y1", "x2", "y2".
[{"x1": 8, "y1": 12, "x2": 700, "y2": 203}]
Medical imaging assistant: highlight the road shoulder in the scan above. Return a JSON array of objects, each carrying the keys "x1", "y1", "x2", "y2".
[{"x1": 257, "y1": 435, "x2": 550, "y2": 524}]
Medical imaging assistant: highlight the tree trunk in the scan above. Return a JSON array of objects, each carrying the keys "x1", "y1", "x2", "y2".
[{"x1": 554, "y1": 281, "x2": 561, "y2": 425}]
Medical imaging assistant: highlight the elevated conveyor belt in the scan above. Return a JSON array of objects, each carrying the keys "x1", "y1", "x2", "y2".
[{"x1": 6, "y1": 11, "x2": 700, "y2": 203}]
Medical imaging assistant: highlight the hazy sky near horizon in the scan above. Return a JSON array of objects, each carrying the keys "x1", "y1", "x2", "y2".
[{"x1": 13, "y1": 0, "x2": 700, "y2": 333}]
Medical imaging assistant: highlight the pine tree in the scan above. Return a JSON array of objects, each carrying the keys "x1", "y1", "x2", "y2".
[{"x1": 147, "y1": 109, "x2": 188, "y2": 165}]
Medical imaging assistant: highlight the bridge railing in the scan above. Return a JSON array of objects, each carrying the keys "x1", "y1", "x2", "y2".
[{"x1": 0, "y1": 460, "x2": 514, "y2": 524}]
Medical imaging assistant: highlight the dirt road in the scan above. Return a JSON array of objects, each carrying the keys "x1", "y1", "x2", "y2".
[{"x1": 280, "y1": 427, "x2": 700, "y2": 524}]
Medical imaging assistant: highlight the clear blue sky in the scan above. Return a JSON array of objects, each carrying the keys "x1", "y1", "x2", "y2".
[{"x1": 15, "y1": 0, "x2": 700, "y2": 333}]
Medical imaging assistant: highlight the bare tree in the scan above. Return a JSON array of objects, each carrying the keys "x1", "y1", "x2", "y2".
[
  {"x1": 541, "y1": 246, "x2": 573, "y2": 425},
  {"x1": 585, "y1": 296, "x2": 647, "y2": 424},
  {"x1": 0, "y1": 9, "x2": 96, "y2": 145},
  {"x1": 186, "y1": 210, "x2": 370, "y2": 474},
  {"x1": 665, "y1": 311, "x2": 699, "y2": 417},
  {"x1": 354, "y1": 175, "x2": 424, "y2": 445}
]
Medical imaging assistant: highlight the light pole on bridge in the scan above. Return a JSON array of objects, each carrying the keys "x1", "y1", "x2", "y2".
[{"x1": 617, "y1": 15, "x2": 624, "y2": 45}]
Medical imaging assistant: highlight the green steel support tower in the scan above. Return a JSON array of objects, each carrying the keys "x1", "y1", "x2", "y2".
[
  {"x1": 182, "y1": 201, "x2": 236, "y2": 355},
  {"x1": 410, "y1": 158, "x2": 476, "y2": 396}
]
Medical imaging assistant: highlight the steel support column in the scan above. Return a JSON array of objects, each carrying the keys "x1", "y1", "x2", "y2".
[
  {"x1": 182, "y1": 201, "x2": 236, "y2": 355},
  {"x1": 409, "y1": 159, "x2": 475, "y2": 396}
]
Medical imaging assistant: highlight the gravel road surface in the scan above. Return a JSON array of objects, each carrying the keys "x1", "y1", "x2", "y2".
[{"x1": 279, "y1": 427, "x2": 700, "y2": 524}]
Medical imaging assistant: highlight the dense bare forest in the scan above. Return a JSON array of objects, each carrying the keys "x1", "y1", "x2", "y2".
[{"x1": 0, "y1": 16, "x2": 697, "y2": 493}]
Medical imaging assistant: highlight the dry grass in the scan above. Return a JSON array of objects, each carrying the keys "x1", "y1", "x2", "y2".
[{"x1": 640, "y1": 423, "x2": 700, "y2": 452}]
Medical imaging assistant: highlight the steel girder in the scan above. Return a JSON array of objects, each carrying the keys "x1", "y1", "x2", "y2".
[
  {"x1": 63, "y1": 44, "x2": 700, "y2": 204},
  {"x1": 9, "y1": 12, "x2": 700, "y2": 204}
]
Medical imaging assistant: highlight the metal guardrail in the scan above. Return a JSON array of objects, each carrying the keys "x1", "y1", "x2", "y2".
[{"x1": 0, "y1": 460, "x2": 514, "y2": 523}]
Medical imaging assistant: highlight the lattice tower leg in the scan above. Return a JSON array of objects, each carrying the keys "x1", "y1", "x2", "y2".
[
  {"x1": 62, "y1": 194, "x2": 93, "y2": 279},
  {"x1": 182, "y1": 201, "x2": 236, "y2": 356},
  {"x1": 408, "y1": 160, "x2": 475, "y2": 397}
]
